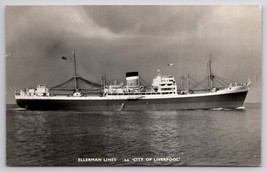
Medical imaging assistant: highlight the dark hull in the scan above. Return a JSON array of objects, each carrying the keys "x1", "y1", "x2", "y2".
[{"x1": 16, "y1": 91, "x2": 248, "y2": 111}]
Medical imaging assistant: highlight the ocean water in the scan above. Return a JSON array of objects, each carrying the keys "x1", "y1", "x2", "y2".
[{"x1": 6, "y1": 104, "x2": 261, "y2": 166}]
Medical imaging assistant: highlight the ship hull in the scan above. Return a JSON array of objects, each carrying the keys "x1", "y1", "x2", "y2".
[{"x1": 16, "y1": 90, "x2": 248, "y2": 111}]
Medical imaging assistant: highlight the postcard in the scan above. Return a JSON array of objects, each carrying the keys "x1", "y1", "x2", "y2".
[{"x1": 6, "y1": 5, "x2": 261, "y2": 166}]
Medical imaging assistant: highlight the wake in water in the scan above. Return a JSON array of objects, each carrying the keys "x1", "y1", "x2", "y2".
[
  {"x1": 209, "y1": 106, "x2": 245, "y2": 111},
  {"x1": 11, "y1": 108, "x2": 27, "y2": 111}
]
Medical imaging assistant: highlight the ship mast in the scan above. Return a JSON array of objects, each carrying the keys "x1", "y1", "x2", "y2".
[
  {"x1": 180, "y1": 75, "x2": 184, "y2": 90},
  {"x1": 207, "y1": 59, "x2": 214, "y2": 89},
  {"x1": 102, "y1": 74, "x2": 106, "y2": 95},
  {"x1": 51, "y1": 51, "x2": 102, "y2": 92},
  {"x1": 187, "y1": 73, "x2": 190, "y2": 91},
  {"x1": 73, "y1": 51, "x2": 79, "y2": 91}
]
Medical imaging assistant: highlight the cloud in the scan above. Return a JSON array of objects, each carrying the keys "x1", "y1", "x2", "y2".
[
  {"x1": 84, "y1": 6, "x2": 205, "y2": 36},
  {"x1": 6, "y1": 6, "x2": 120, "y2": 50}
]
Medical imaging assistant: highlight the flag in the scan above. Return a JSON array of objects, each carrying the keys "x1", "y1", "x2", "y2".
[
  {"x1": 62, "y1": 56, "x2": 67, "y2": 60},
  {"x1": 168, "y1": 63, "x2": 173, "y2": 66}
]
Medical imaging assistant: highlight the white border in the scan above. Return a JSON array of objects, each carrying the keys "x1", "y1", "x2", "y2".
[{"x1": 0, "y1": 1, "x2": 265, "y2": 172}]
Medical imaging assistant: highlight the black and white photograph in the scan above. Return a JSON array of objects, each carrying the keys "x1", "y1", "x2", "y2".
[{"x1": 6, "y1": 5, "x2": 261, "y2": 166}]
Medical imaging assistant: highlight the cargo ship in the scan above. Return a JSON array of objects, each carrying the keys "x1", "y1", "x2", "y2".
[{"x1": 14, "y1": 52, "x2": 250, "y2": 111}]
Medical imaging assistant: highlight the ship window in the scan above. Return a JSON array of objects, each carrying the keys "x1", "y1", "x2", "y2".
[{"x1": 167, "y1": 84, "x2": 172, "y2": 86}]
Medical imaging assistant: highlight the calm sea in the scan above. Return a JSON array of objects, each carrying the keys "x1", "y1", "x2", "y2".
[{"x1": 6, "y1": 104, "x2": 261, "y2": 166}]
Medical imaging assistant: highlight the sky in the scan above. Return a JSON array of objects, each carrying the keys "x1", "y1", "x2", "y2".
[{"x1": 5, "y1": 5, "x2": 261, "y2": 103}]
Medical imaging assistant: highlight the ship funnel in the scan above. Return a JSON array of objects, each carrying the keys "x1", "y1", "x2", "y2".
[{"x1": 126, "y1": 72, "x2": 139, "y2": 86}]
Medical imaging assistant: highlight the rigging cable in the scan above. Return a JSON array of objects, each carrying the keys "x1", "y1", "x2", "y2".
[
  {"x1": 214, "y1": 75, "x2": 236, "y2": 84},
  {"x1": 51, "y1": 77, "x2": 75, "y2": 89},
  {"x1": 213, "y1": 77, "x2": 228, "y2": 87},
  {"x1": 139, "y1": 76, "x2": 150, "y2": 87},
  {"x1": 47, "y1": 59, "x2": 70, "y2": 87},
  {"x1": 190, "y1": 77, "x2": 209, "y2": 90}
]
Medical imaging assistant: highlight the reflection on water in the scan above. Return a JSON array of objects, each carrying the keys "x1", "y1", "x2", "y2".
[{"x1": 6, "y1": 105, "x2": 261, "y2": 166}]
